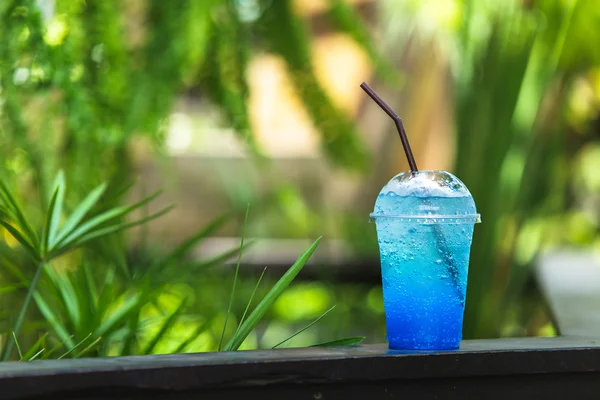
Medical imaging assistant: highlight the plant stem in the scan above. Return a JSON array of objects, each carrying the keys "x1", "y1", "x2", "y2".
[{"x1": 2, "y1": 261, "x2": 46, "y2": 361}]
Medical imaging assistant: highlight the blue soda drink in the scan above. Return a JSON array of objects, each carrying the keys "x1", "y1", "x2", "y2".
[{"x1": 370, "y1": 171, "x2": 480, "y2": 350}]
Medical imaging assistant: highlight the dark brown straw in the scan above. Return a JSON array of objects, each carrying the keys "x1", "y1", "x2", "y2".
[{"x1": 360, "y1": 82, "x2": 418, "y2": 173}]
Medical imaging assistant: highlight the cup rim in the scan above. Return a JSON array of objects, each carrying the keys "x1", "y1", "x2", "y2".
[{"x1": 369, "y1": 213, "x2": 481, "y2": 224}]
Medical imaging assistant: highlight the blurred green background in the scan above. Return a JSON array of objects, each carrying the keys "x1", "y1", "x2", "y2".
[{"x1": 1, "y1": 0, "x2": 600, "y2": 358}]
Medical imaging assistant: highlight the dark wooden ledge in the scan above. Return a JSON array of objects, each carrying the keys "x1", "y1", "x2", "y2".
[{"x1": 2, "y1": 337, "x2": 600, "y2": 400}]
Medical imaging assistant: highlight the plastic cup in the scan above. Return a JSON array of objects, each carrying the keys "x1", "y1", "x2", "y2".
[{"x1": 370, "y1": 170, "x2": 481, "y2": 350}]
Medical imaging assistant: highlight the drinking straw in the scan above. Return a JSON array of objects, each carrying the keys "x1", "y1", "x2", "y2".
[
  {"x1": 360, "y1": 82, "x2": 463, "y2": 294},
  {"x1": 360, "y1": 82, "x2": 418, "y2": 173}
]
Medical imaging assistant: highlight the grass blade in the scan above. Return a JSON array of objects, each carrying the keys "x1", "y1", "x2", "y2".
[
  {"x1": 12, "y1": 332, "x2": 23, "y2": 360},
  {"x1": 310, "y1": 336, "x2": 366, "y2": 347},
  {"x1": 42, "y1": 335, "x2": 74, "y2": 359},
  {"x1": 232, "y1": 266, "x2": 267, "y2": 341},
  {"x1": 21, "y1": 333, "x2": 49, "y2": 361},
  {"x1": 272, "y1": 305, "x2": 336, "y2": 349},
  {"x1": 27, "y1": 348, "x2": 45, "y2": 361},
  {"x1": 218, "y1": 205, "x2": 250, "y2": 351},
  {"x1": 142, "y1": 299, "x2": 187, "y2": 355},
  {"x1": 223, "y1": 236, "x2": 322, "y2": 351},
  {"x1": 47, "y1": 172, "x2": 66, "y2": 251},
  {"x1": 73, "y1": 336, "x2": 102, "y2": 358},
  {"x1": 52, "y1": 183, "x2": 107, "y2": 247},
  {"x1": 58, "y1": 333, "x2": 92, "y2": 359}
]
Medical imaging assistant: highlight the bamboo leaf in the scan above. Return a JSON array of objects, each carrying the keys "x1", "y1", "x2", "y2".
[
  {"x1": 310, "y1": 336, "x2": 365, "y2": 347},
  {"x1": 223, "y1": 236, "x2": 322, "y2": 351},
  {"x1": 272, "y1": 305, "x2": 336, "y2": 349}
]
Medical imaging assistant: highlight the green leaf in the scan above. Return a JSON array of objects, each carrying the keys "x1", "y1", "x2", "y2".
[
  {"x1": 56, "y1": 190, "x2": 162, "y2": 250},
  {"x1": 46, "y1": 171, "x2": 66, "y2": 251},
  {"x1": 52, "y1": 182, "x2": 108, "y2": 248},
  {"x1": 12, "y1": 332, "x2": 23, "y2": 360},
  {"x1": 172, "y1": 316, "x2": 214, "y2": 354},
  {"x1": 42, "y1": 335, "x2": 75, "y2": 359},
  {"x1": 41, "y1": 185, "x2": 61, "y2": 257},
  {"x1": 223, "y1": 236, "x2": 322, "y2": 351},
  {"x1": 43, "y1": 265, "x2": 81, "y2": 334},
  {"x1": 219, "y1": 205, "x2": 250, "y2": 351},
  {"x1": 272, "y1": 305, "x2": 336, "y2": 349},
  {"x1": 96, "y1": 292, "x2": 145, "y2": 338},
  {"x1": 184, "y1": 240, "x2": 254, "y2": 273},
  {"x1": 2, "y1": 262, "x2": 46, "y2": 361},
  {"x1": 0, "y1": 219, "x2": 39, "y2": 261},
  {"x1": 73, "y1": 336, "x2": 102, "y2": 358},
  {"x1": 34, "y1": 292, "x2": 74, "y2": 348},
  {"x1": 27, "y1": 349, "x2": 45, "y2": 361},
  {"x1": 310, "y1": 336, "x2": 366, "y2": 347},
  {"x1": 94, "y1": 267, "x2": 117, "y2": 328},
  {"x1": 0, "y1": 181, "x2": 39, "y2": 248},
  {"x1": 73, "y1": 205, "x2": 174, "y2": 247},
  {"x1": 142, "y1": 298, "x2": 187, "y2": 355},
  {"x1": 21, "y1": 333, "x2": 49, "y2": 361},
  {"x1": 232, "y1": 266, "x2": 267, "y2": 341},
  {"x1": 58, "y1": 333, "x2": 92, "y2": 359},
  {"x1": 158, "y1": 213, "x2": 230, "y2": 268}
]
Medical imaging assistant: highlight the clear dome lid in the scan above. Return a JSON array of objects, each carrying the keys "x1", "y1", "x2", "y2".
[{"x1": 370, "y1": 170, "x2": 481, "y2": 224}]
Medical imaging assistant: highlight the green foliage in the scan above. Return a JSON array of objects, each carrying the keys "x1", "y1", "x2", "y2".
[
  {"x1": 0, "y1": 0, "x2": 388, "y2": 203},
  {"x1": 0, "y1": 174, "x2": 357, "y2": 360}
]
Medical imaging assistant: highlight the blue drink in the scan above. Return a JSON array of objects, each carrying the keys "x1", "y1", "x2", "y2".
[{"x1": 370, "y1": 171, "x2": 480, "y2": 350}]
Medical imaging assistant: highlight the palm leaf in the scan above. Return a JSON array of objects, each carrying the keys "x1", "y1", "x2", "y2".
[
  {"x1": 46, "y1": 171, "x2": 66, "y2": 251},
  {"x1": 0, "y1": 181, "x2": 39, "y2": 248},
  {"x1": 52, "y1": 182, "x2": 108, "y2": 248}
]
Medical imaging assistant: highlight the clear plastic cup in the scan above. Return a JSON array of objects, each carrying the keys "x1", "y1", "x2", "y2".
[{"x1": 370, "y1": 170, "x2": 481, "y2": 350}]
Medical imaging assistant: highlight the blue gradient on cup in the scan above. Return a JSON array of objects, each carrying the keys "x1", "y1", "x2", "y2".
[{"x1": 371, "y1": 171, "x2": 479, "y2": 351}]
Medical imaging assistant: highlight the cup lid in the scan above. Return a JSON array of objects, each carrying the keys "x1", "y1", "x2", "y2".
[{"x1": 370, "y1": 170, "x2": 481, "y2": 224}]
